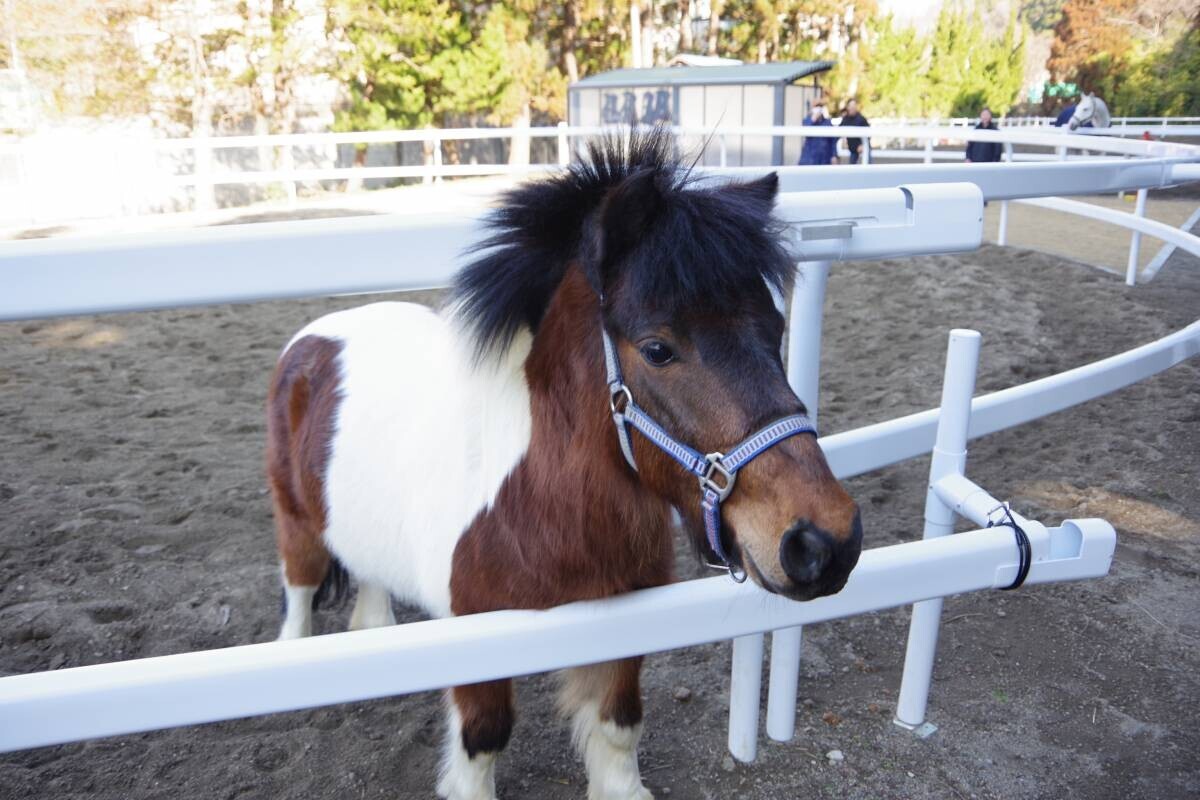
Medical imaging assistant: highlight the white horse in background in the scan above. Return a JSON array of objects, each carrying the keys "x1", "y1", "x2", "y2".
[{"x1": 1069, "y1": 93, "x2": 1111, "y2": 130}]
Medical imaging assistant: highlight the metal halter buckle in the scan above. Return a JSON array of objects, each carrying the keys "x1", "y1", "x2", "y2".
[
  {"x1": 699, "y1": 452, "x2": 736, "y2": 501},
  {"x1": 608, "y1": 384, "x2": 633, "y2": 414}
]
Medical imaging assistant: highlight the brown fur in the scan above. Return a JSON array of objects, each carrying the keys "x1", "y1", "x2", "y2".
[
  {"x1": 266, "y1": 335, "x2": 342, "y2": 587},
  {"x1": 559, "y1": 659, "x2": 645, "y2": 730},
  {"x1": 449, "y1": 270, "x2": 676, "y2": 616},
  {"x1": 451, "y1": 681, "x2": 515, "y2": 757},
  {"x1": 449, "y1": 269, "x2": 672, "y2": 754}
]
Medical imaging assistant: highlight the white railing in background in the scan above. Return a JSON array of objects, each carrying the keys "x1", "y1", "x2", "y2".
[
  {"x1": 0, "y1": 124, "x2": 1199, "y2": 767},
  {"x1": 3, "y1": 120, "x2": 1200, "y2": 228}
]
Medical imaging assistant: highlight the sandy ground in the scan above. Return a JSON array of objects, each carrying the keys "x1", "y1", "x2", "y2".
[
  {"x1": 0, "y1": 232, "x2": 1198, "y2": 799},
  {"x1": 982, "y1": 193, "x2": 1199, "y2": 276}
]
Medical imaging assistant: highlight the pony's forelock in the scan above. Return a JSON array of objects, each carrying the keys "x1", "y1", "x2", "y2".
[{"x1": 450, "y1": 126, "x2": 793, "y2": 356}]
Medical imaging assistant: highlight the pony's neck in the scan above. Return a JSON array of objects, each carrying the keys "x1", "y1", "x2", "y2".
[
  {"x1": 519, "y1": 266, "x2": 673, "y2": 589},
  {"x1": 523, "y1": 266, "x2": 633, "y2": 479}
]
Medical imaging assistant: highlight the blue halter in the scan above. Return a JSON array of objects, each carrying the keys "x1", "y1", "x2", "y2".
[{"x1": 602, "y1": 328, "x2": 817, "y2": 581}]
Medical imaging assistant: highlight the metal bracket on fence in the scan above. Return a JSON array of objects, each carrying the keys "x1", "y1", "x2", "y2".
[{"x1": 799, "y1": 222, "x2": 855, "y2": 241}]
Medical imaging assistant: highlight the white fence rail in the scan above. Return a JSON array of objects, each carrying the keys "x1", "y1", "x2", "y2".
[
  {"x1": 1, "y1": 123, "x2": 1199, "y2": 766},
  {"x1": 3, "y1": 121, "x2": 1199, "y2": 227},
  {"x1": 0, "y1": 515, "x2": 1115, "y2": 753}
]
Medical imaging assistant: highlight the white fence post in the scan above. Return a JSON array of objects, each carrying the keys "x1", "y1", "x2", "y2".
[
  {"x1": 432, "y1": 134, "x2": 443, "y2": 184},
  {"x1": 998, "y1": 142, "x2": 1014, "y2": 246},
  {"x1": 1126, "y1": 188, "x2": 1148, "y2": 286},
  {"x1": 924, "y1": 138, "x2": 933, "y2": 164},
  {"x1": 728, "y1": 633, "x2": 764, "y2": 762},
  {"x1": 194, "y1": 139, "x2": 215, "y2": 212},
  {"x1": 719, "y1": 134, "x2": 728, "y2": 168},
  {"x1": 557, "y1": 121, "x2": 570, "y2": 167},
  {"x1": 765, "y1": 259, "x2": 830, "y2": 744},
  {"x1": 281, "y1": 141, "x2": 297, "y2": 206},
  {"x1": 894, "y1": 329, "x2": 982, "y2": 736}
]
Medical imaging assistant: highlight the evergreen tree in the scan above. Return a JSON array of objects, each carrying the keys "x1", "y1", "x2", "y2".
[{"x1": 862, "y1": 15, "x2": 927, "y2": 117}]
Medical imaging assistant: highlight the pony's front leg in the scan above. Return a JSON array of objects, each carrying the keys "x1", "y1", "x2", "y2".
[
  {"x1": 561, "y1": 658, "x2": 653, "y2": 800},
  {"x1": 439, "y1": 680, "x2": 514, "y2": 800}
]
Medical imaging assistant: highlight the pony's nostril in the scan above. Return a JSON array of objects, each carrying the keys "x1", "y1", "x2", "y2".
[{"x1": 780, "y1": 524, "x2": 833, "y2": 584}]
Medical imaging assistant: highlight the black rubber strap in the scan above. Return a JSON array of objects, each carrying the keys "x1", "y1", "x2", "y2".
[{"x1": 988, "y1": 505, "x2": 1032, "y2": 591}]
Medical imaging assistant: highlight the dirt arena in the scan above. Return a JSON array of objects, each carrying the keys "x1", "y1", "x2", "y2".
[{"x1": 1, "y1": 227, "x2": 1198, "y2": 798}]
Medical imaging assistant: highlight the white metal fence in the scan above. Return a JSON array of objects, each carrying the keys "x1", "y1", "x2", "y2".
[
  {"x1": 3, "y1": 120, "x2": 1200, "y2": 227},
  {"x1": 1, "y1": 125, "x2": 1199, "y2": 767}
]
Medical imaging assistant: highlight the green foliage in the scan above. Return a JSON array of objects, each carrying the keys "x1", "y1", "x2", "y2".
[
  {"x1": 1048, "y1": 0, "x2": 1198, "y2": 117},
  {"x1": 1111, "y1": 23, "x2": 1200, "y2": 116},
  {"x1": 1021, "y1": 0, "x2": 1066, "y2": 33},
  {"x1": 921, "y1": 6, "x2": 1025, "y2": 117},
  {"x1": 328, "y1": 1, "x2": 566, "y2": 132},
  {"x1": 852, "y1": 7, "x2": 1025, "y2": 118},
  {"x1": 18, "y1": 0, "x2": 1194, "y2": 136},
  {"x1": 859, "y1": 18, "x2": 926, "y2": 117},
  {"x1": 436, "y1": 5, "x2": 565, "y2": 124},
  {"x1": 328, "y1": 0, "x2": 468, "y2": 131}
]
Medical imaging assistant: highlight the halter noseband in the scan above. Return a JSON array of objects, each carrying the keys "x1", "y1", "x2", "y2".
[{"x1": 602, "y1": 328, "x2": 817, "y2": 581}]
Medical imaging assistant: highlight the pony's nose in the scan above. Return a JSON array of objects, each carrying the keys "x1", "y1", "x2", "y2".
[{"x1": 779, "y1": 522, "x2": 833, "y2": 585}]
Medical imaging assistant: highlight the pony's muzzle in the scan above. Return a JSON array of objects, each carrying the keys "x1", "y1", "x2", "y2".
[{"x1": 777, "y1": 510, "x2": 862, "y2": 600}]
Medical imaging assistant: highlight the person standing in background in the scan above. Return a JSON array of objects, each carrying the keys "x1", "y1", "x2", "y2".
[
  {"x1": 965, "y1": 107, "x2": 1003, "y2": 163},
  {"x1": 798, "y1": 101, "x2": 838, "y2": 166},
  {"x1": 840, "y1": 99, "x2": 870, "y2": 164}
]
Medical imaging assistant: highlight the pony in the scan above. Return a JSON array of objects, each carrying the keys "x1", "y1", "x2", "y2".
[
  {"x1": 265, "y1": 127, "x2": 863, "y2": 800},
  {"x1": 1069, "y1": 92, "x2": 1111, "y2": 130}
]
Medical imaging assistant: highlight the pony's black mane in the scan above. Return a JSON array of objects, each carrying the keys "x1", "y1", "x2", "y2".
[{"x1": 451, "y1": 126, "x2": 794, "y2": 355}]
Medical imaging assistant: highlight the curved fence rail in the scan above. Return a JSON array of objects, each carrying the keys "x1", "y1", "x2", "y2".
[
  {"x1": 1, "y1": 123, "x2": 1198, "y2": 767},
  {"x1": 3, "y1": 120, "x2": 1200, "y2": 226}
]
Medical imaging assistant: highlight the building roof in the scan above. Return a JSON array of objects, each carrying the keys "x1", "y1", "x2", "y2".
[
  {"x1": 666, "y1": 54, "x2": 743, "y2": 68},
  {"x1": 571, "y1": 61, "x2": 834, "y2": 90}
]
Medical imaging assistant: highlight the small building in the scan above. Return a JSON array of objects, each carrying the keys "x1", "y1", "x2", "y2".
[{"x1": 567, "y1": 61, "x2": 834, "y2": 166}]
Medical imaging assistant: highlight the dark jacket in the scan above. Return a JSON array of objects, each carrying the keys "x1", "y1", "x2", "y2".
[
  {"x1": 798, "y1": 117, "x2": 836, "y2": 165},
  {"x1": 965, "y1": 121, "x2": 1003, "y2": 162},
  {"x1": 840, "y1": 111, "x2": 870, "y2": 152},
  {"x1": 1054, "y1": 103, "x2": 1092, "y2": 129}
]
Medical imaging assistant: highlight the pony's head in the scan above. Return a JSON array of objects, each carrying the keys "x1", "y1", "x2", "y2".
[{"x1": 453, "y1": 127, "x2": 861, "y2": 601}]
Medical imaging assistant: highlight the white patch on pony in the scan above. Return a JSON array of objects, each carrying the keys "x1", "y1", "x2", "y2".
[
  {"x1": 438, "y1": 701, "x2": 498, "y2": 800},
  {"x1": 571, "y1": 702, "x2": 652, "y2": 800},
  {"x1": 278, "y1": 579, "x2": 315, "y2": 640},
  {"x1": 284, "y1": 301, "x2": 533, "y2": 619},
  {"x1": 349, "y1": 581, "x2": 396, "y2": 630}
]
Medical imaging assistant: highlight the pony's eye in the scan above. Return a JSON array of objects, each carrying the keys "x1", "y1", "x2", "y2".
[{"x1": 639, "y1": 341, "x2": 675, "y2": 367}]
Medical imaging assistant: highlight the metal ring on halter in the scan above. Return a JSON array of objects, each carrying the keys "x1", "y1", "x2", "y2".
[
  {"x1": 705, "y1": 556, "x2": 748, "y2": 582},
  {"x1": 608, "y1": 384, "x2": 633, "y2": 414},
  {"x1": 699, "y1": 452, "x2": 736, "y2": 501}
]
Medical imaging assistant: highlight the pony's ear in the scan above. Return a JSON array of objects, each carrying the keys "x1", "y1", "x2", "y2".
[
  {"x1": 585, "y1": 167, "x2": 664, "y2": 290},
  {"x1": 722, "y1": 172, "x2": 779, "y2": 218}
]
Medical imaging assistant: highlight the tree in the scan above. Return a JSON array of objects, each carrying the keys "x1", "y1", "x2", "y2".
[
  {"x1": 1110, "y1": 12, "x2": 1200, "y2": 115},
  {"x1": 860, "y1": 15, "x2": 927, "y2": 117},
  {"x1": 1048, "y1": 0, "x2": 1137, "y2": 94},
  {"x1": 326, "y1": 0, "x2": 468, "y2": 133},
  {"x1": 3, "y1": 0, "x2": 153, "y2": 120},
  {"x1": 437, "y1": 4, "x2": 565, "y2": 162}
]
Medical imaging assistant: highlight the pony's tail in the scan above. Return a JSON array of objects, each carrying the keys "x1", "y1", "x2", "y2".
[{"x1": 313, "y1": 557, "x2": 351, "y2": 611}]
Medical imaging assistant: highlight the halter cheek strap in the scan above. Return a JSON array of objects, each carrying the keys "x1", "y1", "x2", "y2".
[{"x1": 602, "y1": 328, "x2": 817, "y2": 580}]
